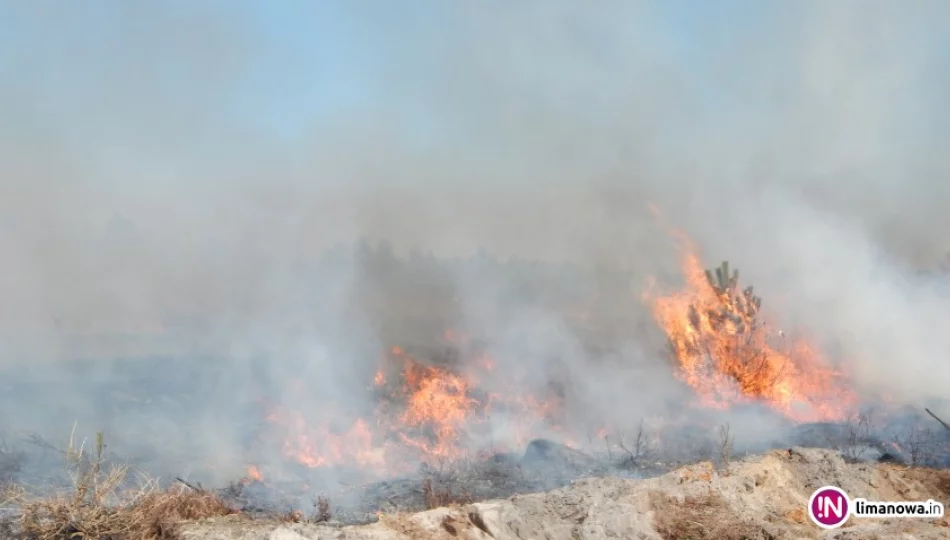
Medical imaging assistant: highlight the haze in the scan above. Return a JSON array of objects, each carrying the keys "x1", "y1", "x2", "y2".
[{"x1": 2, "y1": 1, "x2": 950, "y2": 478}]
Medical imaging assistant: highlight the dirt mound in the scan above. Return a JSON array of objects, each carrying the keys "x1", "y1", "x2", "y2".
[{"x1": 178, "y1": 447, "x2": 950, "y2": 540}]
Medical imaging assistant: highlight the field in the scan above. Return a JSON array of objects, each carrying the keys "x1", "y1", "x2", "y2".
[{"x1": 1, "y1": 243, "x2": 949, "y2": 539}]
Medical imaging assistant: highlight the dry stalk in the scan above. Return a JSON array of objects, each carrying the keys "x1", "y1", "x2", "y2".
[
  {"x1": 841, "y1": 410, "x2": 872, "y2": 463},
  {"x1": 617, "y1": 420, "x2": 648, "y2": 468},
  {"x1": 716, "y1": 423, "x2": 734, "y2": 472},
  {"x1": 898, "y1": 424, "x2": 939, "y2": 468}
]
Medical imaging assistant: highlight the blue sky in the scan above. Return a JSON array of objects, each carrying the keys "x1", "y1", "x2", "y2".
[
  {"x1": 2, "y1": 0, "x2": 949, "y2": 180},
  {"x1": 0, "y1": 1, "x2": 792, "y2": 145},
  {"x1": 233, "y1": 1, "x2": 380, "y2": 141}
]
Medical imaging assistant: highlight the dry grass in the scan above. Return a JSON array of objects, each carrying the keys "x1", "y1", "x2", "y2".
[
  {"x1": 716, "y1": 423, "x2": 734, "y2": 472},
  {"x1": 19, "y1": 485, "x2": 236, "y2": 540},
  {"x1": 649, "y1": 490, "x2": 767, "y2": 540},
  {"x1": 11, "y1": 431, "x2": 234, "y2": 540}
]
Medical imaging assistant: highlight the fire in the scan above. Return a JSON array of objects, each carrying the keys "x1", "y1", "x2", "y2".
[
  {"x1": 256, "y1": 239, "x2": 859, "y2": 478},
  {"x1": 261, "y1": 333, "x2": 568, "y2": 473},
  {"x1": 246, "y1": 465, "x2": 263, "y2": 482},
  {"x1": 397, "y1": 360, "x2": 479, "y2": 458},
  {"x1": 475, "y1": 353, "x2": 494, "y2": 372},
  {"x1": 443, "y1": 328, "x2": 470, "y2": 345},
  {"x1": 647, "y1": 239, "x2": 856, "y2": 422},
  {"x1": 263, "y1": 402, "x2": 390, "y2": 471}
]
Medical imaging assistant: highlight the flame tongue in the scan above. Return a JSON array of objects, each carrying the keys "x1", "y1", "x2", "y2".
[
  {"x1": 397, "y1": 358, "x2": 478, "y2": 458},
  {"x1": 261, "y1": 342, "x2": 565, "y2": 474},
  {"x1": 648, "y1": 245, "x2": 856, "y2": 422}
]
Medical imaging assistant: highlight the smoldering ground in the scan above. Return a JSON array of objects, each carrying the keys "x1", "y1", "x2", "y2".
[{"x1": 1, "y1": 0, "x2": 950, "y2": 490}]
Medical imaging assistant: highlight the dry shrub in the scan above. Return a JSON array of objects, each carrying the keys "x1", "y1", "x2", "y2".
[
  {"x1": 649, "y1": 490, "x2": 767, "y2": 540},
  {"x1": 313, "y1": 496, "x2": 331, "y2": 523},
  {"x1": 16, "y1": 431, "x2": 234, "y2": 540},
  {"x1": 421, "y1": 478, "x2": 473, "y2": 509}
]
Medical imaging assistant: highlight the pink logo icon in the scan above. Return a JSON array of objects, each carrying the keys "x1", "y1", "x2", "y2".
[{"x1": 809, "y1": 486, "x2": 850, "y2": 529}]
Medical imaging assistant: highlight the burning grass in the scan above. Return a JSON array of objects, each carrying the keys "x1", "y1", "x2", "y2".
[
  {"x1": 259, "y1": 342, "x2": 572, "y2": 477},
  {"x1": 244, "y1": 244, "x2": 871, "y2": 485},
  {"x1": 5, "y1": 240, "x2": 949, "y2": 535},
  {"x1": 4, "y1": 431, "x2": 235, "y2": 540}
]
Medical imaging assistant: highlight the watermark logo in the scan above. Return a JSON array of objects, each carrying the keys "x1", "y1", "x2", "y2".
[
  {"x1": 809, "y1": 486, "x2": 850, "y2": 529},
  {"x1": 808, "y1": 486, "x2": 945, "y2": 529}
]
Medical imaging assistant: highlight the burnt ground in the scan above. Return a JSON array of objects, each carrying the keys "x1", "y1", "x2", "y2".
[{"x1": 1, "y1": 355, "x2": 950, "y2": 527}]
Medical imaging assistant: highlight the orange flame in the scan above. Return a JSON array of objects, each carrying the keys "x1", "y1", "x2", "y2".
[
  {"x1": 246, "y1": 465, "x2": 263, "y2": 482},
  {"x1": 647, "y1": 239, "x2": 856, "y2": 422},
  {"x1": 275, "y1": 412, "x2": 387, "y2": 470},
  {"x1": 263, "y1": 332, "x2": 568, "y2": 472},
  {"x1": 260, "y1": 237, "x2": 861, "y2": 479},
  {"x1": 397, "y1": 359, "x2": 479, "y2": 458}
]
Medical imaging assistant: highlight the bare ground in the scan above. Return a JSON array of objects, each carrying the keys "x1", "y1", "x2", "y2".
[{"x1": 175, "y1": 447, "x2": 950, "y2": 540}]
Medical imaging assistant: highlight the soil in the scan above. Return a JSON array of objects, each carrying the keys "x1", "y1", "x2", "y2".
[{"x1": 177, "y1": 447, "x2": 950, "y2": 540}]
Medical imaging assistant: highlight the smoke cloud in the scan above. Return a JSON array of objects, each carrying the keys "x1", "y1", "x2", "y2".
[{"x1": 1, "y1": 0, "x2": 949, "y2": 482}]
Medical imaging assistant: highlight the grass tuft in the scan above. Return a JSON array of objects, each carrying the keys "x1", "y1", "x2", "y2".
[{"x1": 11, "y1": 430, "x2": 235, "y2": 540}]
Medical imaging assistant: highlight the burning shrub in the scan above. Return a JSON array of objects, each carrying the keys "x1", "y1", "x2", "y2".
[
  {"x1": 699, "y1": 260, "x2": 762, "y2": 334},
  {"x1": 649, "y1": 248, "x2": 856, "y2": 422}
]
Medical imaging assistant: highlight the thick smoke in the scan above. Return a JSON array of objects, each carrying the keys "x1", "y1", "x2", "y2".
[{"x1": 1, "y1": 1, "x2": 949, "y2": 482}]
